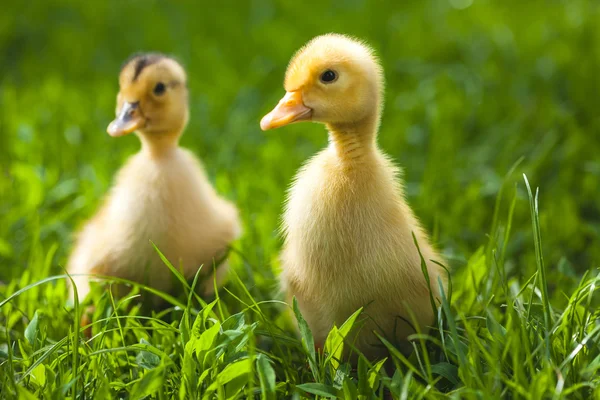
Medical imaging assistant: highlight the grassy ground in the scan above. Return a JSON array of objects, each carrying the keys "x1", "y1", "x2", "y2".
[{"x1": 1, "y1": 0, "x2": 600, "y2": 398}]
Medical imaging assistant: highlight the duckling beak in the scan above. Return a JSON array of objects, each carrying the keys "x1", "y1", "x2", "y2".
[
  {"x1": 107, "y1": 102, "x2": 145, "y2": 137},
  {"x1": 260, "y1": 91, "x2": 312, "y2": 131}
]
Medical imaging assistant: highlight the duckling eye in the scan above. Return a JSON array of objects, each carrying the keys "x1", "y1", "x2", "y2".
[
  {"x1": 320, "y1": 70, "x2": 337, "y2": 84},
  {"x1": 153, "y1": 82, "x2": 166, "y2": 96}
]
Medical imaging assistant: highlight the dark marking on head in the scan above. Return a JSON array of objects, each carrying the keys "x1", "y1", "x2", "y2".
[{"x1": 122, "y1": 52, "x2": 166, "y2": 82}]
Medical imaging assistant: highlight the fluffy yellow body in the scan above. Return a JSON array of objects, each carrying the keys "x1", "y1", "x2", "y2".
[
  {"x1": 68, "y1": 54, "x2": 240, "y2": 303},
  {"x1": 262, "y1": 34, "x2": 447, "y2": 359}
]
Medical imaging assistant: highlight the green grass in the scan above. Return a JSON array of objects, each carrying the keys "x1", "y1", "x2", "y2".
[{"x1": 1, "y1": 0, "x2": 600, "y2": 398}]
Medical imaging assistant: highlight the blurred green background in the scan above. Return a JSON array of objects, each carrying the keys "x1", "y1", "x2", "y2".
[{"x1": 1, "y1": 0, "x2": 599, "y2": 293}]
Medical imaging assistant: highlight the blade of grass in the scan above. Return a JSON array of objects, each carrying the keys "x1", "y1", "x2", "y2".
[{"x1": 523, "y1": 174, "x2": 552, "y2": 361}]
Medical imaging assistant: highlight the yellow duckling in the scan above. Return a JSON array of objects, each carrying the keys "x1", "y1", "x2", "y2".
[
  {"x1": 68, "y1": 53, "x2": 241, "y2": 303},
  {"x1": 261, "y1": 34, "x2": 446, "y2": 360}
]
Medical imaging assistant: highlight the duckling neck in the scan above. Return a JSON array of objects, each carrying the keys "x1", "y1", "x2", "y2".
[
  {"x1": 138, "y1": 131, "x2": 181, "y2": 158},
  {"x1": 327, "y1": 115, "x2": 378, "y2": 163}
]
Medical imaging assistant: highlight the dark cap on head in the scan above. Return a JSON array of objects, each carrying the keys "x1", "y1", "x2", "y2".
[{"x1": 122, "y1": 52, "x2": 168, "y2": 82}]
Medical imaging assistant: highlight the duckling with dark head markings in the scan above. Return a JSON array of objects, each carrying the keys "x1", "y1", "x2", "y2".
[
  {"x1": 68, "y1": 54, "x2": 241, "y2": 304},
  {"x1": 261, "y1": 34, "x2": 447, "y2": 361}
]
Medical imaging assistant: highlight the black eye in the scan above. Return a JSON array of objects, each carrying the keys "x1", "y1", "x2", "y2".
[
  {"x1": 320, "y1": 70, "x2": 337, "y2": 83},
  {"x1": 153, "y1": 82, "x2": 166, "y2": 95}
]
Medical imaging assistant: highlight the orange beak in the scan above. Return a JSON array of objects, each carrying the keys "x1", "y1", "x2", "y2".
[
  {"x1": 260, "y1": 91, "x2": 312, "y2": 131},
  {"x1": 107, "y1": 101, "x2": 145, "y2": 137}
]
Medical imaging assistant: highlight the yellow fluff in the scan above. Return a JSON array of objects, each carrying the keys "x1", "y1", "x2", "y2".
[
  {"x1": 68, "y1": 54, "x2": 241, "y2": 304},
  {"x1": 261, "y1": 34, "x2": 447, "y2": 360}
]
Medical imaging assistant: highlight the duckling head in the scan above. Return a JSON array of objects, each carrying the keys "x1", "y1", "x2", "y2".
[
  {"x1": 108, "y1": 53, "x2": 189, "y2": 142},
  {"x1": 260, "y1": 34, "x2": 384, "y2": 134}
]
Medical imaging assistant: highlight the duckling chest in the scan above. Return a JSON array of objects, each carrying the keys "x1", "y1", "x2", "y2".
[
  {"x1": 282, "y1": 151, "x2": 399, "y2": 274},
  {"x1": 107, "y1": 153, "x2": 211, "y2": 245}
]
